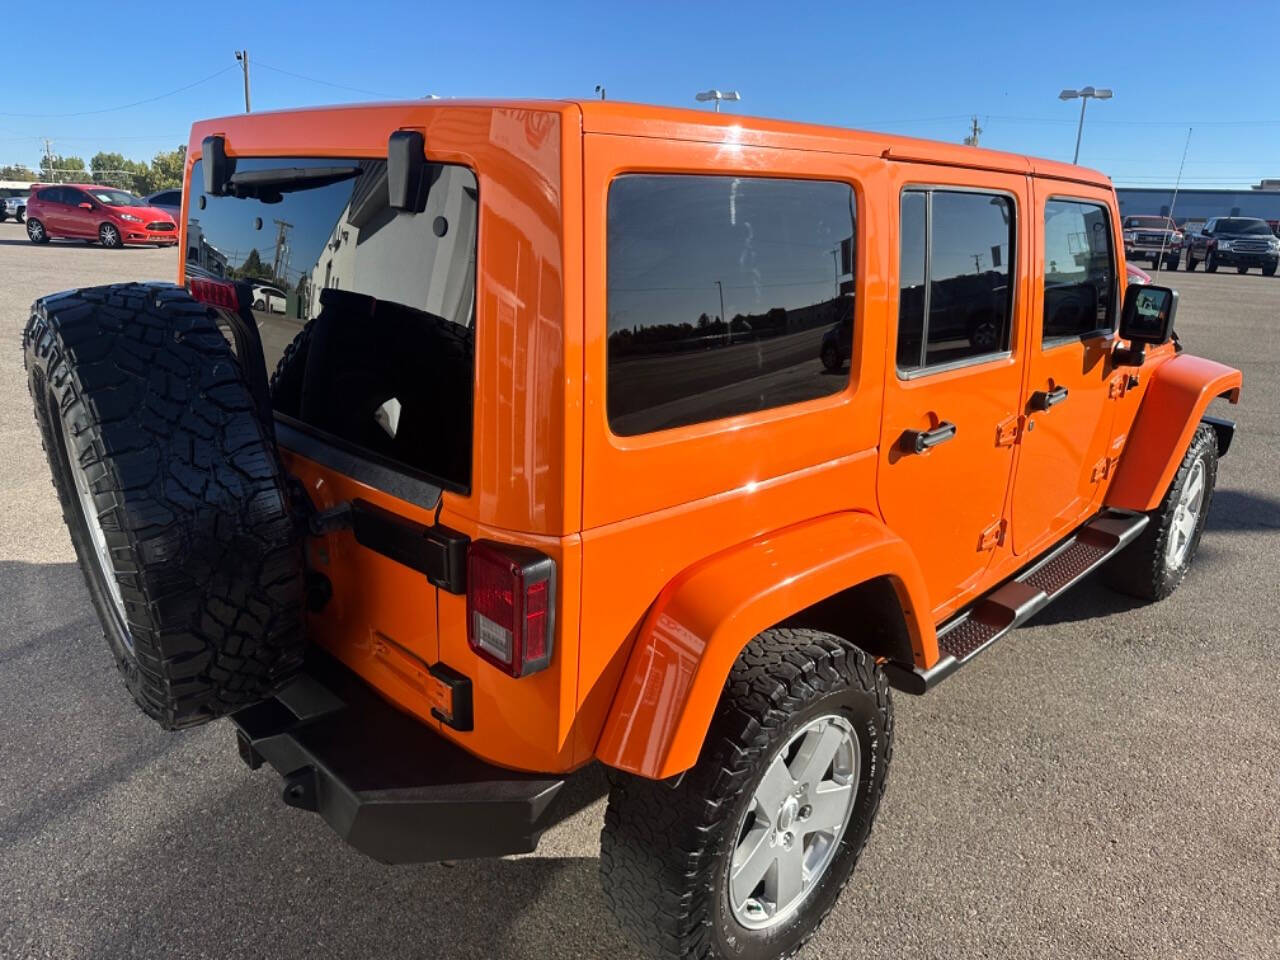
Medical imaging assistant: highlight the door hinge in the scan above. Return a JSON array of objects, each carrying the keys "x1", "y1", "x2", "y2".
[
  {"x1": 995, "y1": 415, "x2": 1021, "y2": 447},
  {"x1": 1091, "y1": 455, "x2": 1120, "y2": 482},
  {"x1": 978, "y1": 518, "x2": 1007, "y2": 551}
]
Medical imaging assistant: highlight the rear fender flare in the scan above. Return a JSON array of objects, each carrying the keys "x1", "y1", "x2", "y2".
[
  {"x1": 1106, "y1": 354, "x2": 1242, "y2": 512},
  {"x1": 595, "y1": 512, "x2": 934, "y2": 780}
]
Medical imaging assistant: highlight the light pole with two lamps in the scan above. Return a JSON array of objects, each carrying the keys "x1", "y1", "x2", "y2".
[
  {"x1": 695, "y1": 89, "x2": 741, "y2": 112},
  {"x1": 1059, "y1": 86, "x2": 1113, "y2": 164}
]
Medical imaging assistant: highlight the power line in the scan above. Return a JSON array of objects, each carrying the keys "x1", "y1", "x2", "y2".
[
  {"x1": 0, "y1": 66, "x2": 236, "y2": 118},
  {"x1": 253, "y1": 60, "x2": 400, "y2": 98}
]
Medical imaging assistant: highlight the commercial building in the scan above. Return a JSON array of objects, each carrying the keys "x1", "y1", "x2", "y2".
[{"x1": 1117, "y1": 182, "x2": 1280, "y2": 225}]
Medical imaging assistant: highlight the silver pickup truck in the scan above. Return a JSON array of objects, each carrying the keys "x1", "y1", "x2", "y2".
[{"x1": 0, "y1": 191, "x2": 27, "y2": 223}]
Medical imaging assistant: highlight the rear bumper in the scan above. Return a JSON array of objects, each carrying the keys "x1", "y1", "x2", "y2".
[{"x1": 230, "y1": 652, "x2": 568, "y2": 864}]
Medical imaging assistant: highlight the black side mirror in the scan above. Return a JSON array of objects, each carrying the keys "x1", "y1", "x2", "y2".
[
  {"x1": 1115, "y1": 284, "x2": 1178, "y2": 366},
  {"x1": 387, "y1": 130, "x2": 429, "y2": 213},
  {"x1": 202, "y1": 135, "x2": 234, "y2": 196}
]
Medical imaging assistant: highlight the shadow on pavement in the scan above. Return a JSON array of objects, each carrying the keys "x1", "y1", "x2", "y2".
[{"x1": 1206, "y1": 488, "x2": 1280, "y2": 532}]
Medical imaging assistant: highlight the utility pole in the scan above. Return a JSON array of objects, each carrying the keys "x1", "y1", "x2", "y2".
[
  {"x1": 271, "y1": 218, "x2": 294, "y2": 281},
  {"x1": 43, "y1": 138, "x2": 54, "y2": 181},
  {"x1": 235, "y1": 50, "x2": 251, "y2": 113},
  {"x1": 963, "y1": 115, "x2": 982, "y2": 146}
]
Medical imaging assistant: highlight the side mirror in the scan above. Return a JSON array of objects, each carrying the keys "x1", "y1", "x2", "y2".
[
  {"x1": 78, "y1": 202, "x2": 93, "y2": 210},
  {"x1": 387, "y1": 130, "x2": 429, "y2": 213},
  {"x1": 1115, "y1": 284, "x2": 1178, "y2": 366},
  {"x1": 201, "y1": 135, "x2": 234, "y2": 196}
]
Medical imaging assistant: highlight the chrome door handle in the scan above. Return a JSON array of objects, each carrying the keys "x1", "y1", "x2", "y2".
[
  {"x1": 901, "y1": 422, "x2": 957, "y2": 454},
  {"x1": 1030, "y1": 386, "x2": 1069, "y2": 411}
]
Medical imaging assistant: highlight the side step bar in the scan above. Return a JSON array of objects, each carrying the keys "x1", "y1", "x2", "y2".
[{"x1": 884, "y1": 510, "x2": 1149, "y2": 695}]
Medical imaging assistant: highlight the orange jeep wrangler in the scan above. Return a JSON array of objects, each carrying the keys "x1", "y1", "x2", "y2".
[{"x1": 24, "y1": 100, "x2": 1241, "y2": 960}]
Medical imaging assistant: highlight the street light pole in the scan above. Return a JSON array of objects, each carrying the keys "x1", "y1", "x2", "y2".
[{"x1": 1059, "y1": 86, "x2": 1112, "y2": 164}]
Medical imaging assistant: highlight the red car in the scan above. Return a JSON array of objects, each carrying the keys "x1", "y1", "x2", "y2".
[{"x1": 25, "y1": 183, "x2": 178, "y2": 248}]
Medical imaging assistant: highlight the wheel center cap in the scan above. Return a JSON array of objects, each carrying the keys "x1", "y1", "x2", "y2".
[{"x1": 777, "y1": 795, "x2": 799, "y2": 832}]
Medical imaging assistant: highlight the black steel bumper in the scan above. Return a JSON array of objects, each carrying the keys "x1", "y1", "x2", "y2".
[{"x1": 230, "y1": 653, "x2": 568, "y2": 864}]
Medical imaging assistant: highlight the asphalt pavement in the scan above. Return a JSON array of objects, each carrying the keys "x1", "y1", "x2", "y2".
[{"x1": 1, "y1": 221, "x2": 1277, "y2": 959}]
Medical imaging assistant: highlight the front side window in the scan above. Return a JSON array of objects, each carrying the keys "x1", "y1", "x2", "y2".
[
  {"x1": 897, "y1": 189, "x2": 1015, "y2": 371},
  {"x1": 606, "y1": 174, "x2": 856, "y2": 436},
  {"x1": 1043, "y1": 199, "x2": 1115, "y2": 341}
]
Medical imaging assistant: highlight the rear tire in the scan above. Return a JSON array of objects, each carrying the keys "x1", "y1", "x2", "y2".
[
  {"x1": 600, "y1": 628, "x2": 893, "y2": 960},
  {"x1": 820, "y1": 342, "x2": 842, "y2": 373},
  {"x1": 1104, "y1": 424, "x2": 1217, "y2": 602},
  {"x1": 26, "y1": 217, "x2": 48, "y2": 243},
  {"x1": 24, "y1": 283, "x2": 306, "y2": 728}
]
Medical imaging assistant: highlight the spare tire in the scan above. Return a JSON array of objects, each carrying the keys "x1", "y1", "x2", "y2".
[{"x1": 23, "y1": 283, "x2": 306, "y2": 729}]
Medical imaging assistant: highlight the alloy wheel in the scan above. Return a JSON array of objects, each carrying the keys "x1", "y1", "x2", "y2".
[
  {"x1": 728, "y1": 714, "x2": 859, "y2": 931},
  {"x1": 1166, "y1": 458, "x2": 1206, "y2": 569}
]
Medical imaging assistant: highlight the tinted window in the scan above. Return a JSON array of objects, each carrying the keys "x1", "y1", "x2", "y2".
[
  {"x1": 897, "y1": 192, "x2": 927, "y2": 368},
  {"x1": 1215, "y1": 218, "x2": 1271, "y2": 235},
  {"x1": 1043, "y1": 199, "x2": 1115, "y2": 340},
  {"x1": 897, "y1": 189, "x2": 1015, "y2": 370},
  {"x1": 188, "y1": 157, "x2": 478, "y2": 490},
  {"x1": 606, "y1": 174, "x2": 855, "y2": 436}
]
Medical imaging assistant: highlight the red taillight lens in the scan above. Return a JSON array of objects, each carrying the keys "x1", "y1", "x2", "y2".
[
  {"x1": 188, "y1": 277, "x2": 239, "y2": 311},
  {"x1": 466, "y1": 541, "x2": 556, "y2": 678}
]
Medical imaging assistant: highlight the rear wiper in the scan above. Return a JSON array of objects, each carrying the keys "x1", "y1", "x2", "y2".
[{"x1": 227, "y1": 165, "x2": 362, "y2": 200}]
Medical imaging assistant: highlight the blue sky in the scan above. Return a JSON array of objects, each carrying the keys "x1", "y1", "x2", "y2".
[{"x1": 2, "y1": 0, "x2": 1278, "y2": 187}]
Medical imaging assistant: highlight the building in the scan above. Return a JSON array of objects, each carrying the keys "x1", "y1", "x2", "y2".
[{"x1": 1116, "y1": 185, "x2": 1280, "y2": 225}]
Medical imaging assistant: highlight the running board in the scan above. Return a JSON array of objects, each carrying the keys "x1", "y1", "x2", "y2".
[{"x1": 884, "y1": 511, "x2": 1149, "y2": 695}]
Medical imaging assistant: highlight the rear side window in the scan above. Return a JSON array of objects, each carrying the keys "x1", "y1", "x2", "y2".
[
  {"x1": 606, "y1": 174, "x2": 856, "y2": 436},
  {"x1": 897, "y1": 189, "x2": 1015, "y2": 372},
  {"x1": 1043, "y1": 199, "x2": 1115, "y2": 340}
]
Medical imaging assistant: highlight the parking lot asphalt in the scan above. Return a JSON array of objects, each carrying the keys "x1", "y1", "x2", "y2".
[{"x1": 1, "y1": 220, "x2": 1277, "y2": 960}]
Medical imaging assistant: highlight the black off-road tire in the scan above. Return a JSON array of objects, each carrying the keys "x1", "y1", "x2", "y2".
[
  {"x1": 268, "y1": 318, "x2": 315, "y2": 417},
  {"x1": 23, "y1": 283, "x2": 306, "y2": 729},
  {"x1": 600, "y1": 629, "x2": 893, "y2": 960},
  {"x1": 1104, "y1": 423, "x2": 1218, "y2": 602},
  {"x1": 820, "y1": 342, "x2": 842, "y2": 373}
]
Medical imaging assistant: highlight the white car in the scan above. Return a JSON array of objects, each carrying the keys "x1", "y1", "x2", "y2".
[{"x1": 251, "y1": 284, "x2": 288, "y2": 314}]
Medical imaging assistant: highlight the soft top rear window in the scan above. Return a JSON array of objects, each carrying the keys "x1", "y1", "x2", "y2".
[{"x1": 187, "y1": 156, "x2": 478, "y2": 493}]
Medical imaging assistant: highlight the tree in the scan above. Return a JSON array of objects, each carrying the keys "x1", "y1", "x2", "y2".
[
  {"x1": 237, "y1": 248, "x2": 272, "y2": 281},
  {"x1": 148, "y1": 146, "x2": 186, "y2": 191},
  {"x1": 39, "y1": 154, "x2": 86, "y2": 184},
  {"x1": 0, "y1": 163, "x2": 39, "y2": 182}
]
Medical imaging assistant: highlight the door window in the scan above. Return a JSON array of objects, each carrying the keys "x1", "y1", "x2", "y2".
[
  {"x1": 897, "y1": 189, "x2": 1015, "y2": 372},
  {"x1": 1043, "y1": 199, "x2": 1115, "y2": 341}
]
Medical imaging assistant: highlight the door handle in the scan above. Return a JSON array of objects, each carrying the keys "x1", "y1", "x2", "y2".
[
  {"x1": 1030, "y1": 386, "x2": 1069, "y2": 411},
  {"x1": 901, "y1": 421, "x2": 957, "y2": 454}
]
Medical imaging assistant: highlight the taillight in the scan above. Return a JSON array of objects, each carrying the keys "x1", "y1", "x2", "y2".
[
  {"x1": 466, "y1": 541, "x2": 555, "y2": 678},
  {"x1": 188, "y1": 276, "x2": 239, "y2": 311}
]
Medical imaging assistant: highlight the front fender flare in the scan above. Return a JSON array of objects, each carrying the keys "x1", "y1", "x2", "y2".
[
  {"x1": 595, "y1": 512, "x2": 934, "y2": 780},
  {"x1": 1106, "y1": 354, "x2": 1242, "y2": 512}
]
